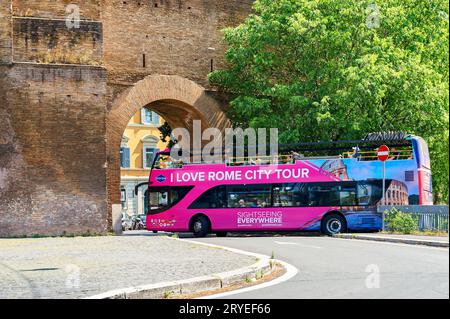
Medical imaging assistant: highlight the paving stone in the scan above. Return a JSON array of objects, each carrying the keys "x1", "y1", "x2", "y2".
[{"x1": 0, "y1": 232, "x2": 255, "y2": 299}]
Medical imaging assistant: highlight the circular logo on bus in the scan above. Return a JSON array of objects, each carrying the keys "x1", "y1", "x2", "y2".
[{"x1": 156, "y1": 175, "x2": 167, "y2": 183}]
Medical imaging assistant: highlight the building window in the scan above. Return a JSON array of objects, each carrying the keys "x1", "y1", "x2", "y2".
[
  {"x1": 120, "y1": 147, "x2": 130, "y2": 168},
  {"x1": 121, "y1": 187, "x2": 127, "y2": 209},
  {"x1": 142, "y1": 135, "x2": 159, "y2": 168},
  {"x1": 143, "y1": 146, "x2": 158, "y2": 168},
  {"x1": 141, "y1": 108, "x2": 160, "y2": 125},
  {"x1": 120, "y1": 135, "x2": 130, "y2": 168}
]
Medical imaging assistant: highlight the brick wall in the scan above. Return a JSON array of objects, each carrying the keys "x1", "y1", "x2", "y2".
[
  {"x1": 0, "y1": 0, "x2": 253, "y2": 236},
  {"x1": 0, "y1": 0, "x2": 12, "y2": 63},
  {"x1": 0, "y1": 63, "x2": 108, "y2": 237},
  {"x1": 12, "y1": 0, "x2": 101, "y2": 20},
  {"x1": 12, "y1": 18, "x2": 103, "y2": 65},
  {"x1": 102, "y1": 0, "x2": 253, "y2": 88}
]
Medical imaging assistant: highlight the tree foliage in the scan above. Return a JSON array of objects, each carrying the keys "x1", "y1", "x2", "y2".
[
  {"x1": 158, "y1": 122, "x2": 177, "y2": 148},
  {"x1": 209, "y1": 0, "x2": 449, "y2": 203}
]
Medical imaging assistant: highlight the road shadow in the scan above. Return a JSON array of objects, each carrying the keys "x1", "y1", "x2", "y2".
[
  {"x1": 122, "y1": 230, "x2": 170, "y2": 237},
  {"x1": 226, "y1": 231, "x2": 324, "y2": 238},
  {"x1": 123, "y1": 230, "x2": 325, "y2": 239}
]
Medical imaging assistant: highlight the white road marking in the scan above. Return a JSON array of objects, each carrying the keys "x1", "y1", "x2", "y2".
[
  {"x1": 197, "y1": 259, "x2": 298, "y2": 299},
  {"x1": 274, "y1": 241, "x2": 322, "y2": 249},
  {"x1": 274, "y1": 241, "x2": 299, "y2": 245},
  {"x1": 179, "y1": 238, "x2": 299, "y2": 299},
  {"x1": 330, "y1": 236, "x2": 449, "y2": 251},
  {"x1": 181, "y1": 238, "x2": 271, "y2": 260}
]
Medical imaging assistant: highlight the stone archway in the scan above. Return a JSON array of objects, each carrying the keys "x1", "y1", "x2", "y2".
[{"x1": 106, "y1": 75, "x2": 230, "y2": 229}]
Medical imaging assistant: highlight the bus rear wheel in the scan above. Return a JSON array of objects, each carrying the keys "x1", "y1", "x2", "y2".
[
  {"x1": 191, "y1": 215, "x2": 210, "y2": 238},
  {"x1": 321, "y1": 214, "x2": 347, "y2": 236}
]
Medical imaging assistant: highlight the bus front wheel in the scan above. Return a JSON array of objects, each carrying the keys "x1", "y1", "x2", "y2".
[
  {"x1": 321, "y1": 214, "x2": 347, "y2": 236},
  {"x1": 191, "y1": 215, "x2": 210, "y2": 238}
]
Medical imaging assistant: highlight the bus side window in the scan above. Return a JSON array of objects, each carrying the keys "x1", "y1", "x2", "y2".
[
  {"x1": 216, "y1": 186, "x2": 227, "y2": 208},
  {"x1": 273, "y1": 184, "x2": 290, "y2": 207},
  {"x1": 340, "y1": 183, "x2": 357, "y2": 206},
  {"x1": 189, "y1": 186, "x2": 226, "y2": 209},
  {"x1": 293, "y1": 183, "x2": 309, "y2": 206},
  {"x1": 190, "y1": 188, "x2": 215, "y2": 209},
  {"x1": 273, "y1": 183, "x2": 308, "y2": 207},
  {"x1": 308, "y1": 183, "x2": 340, "y2": 207},
  {"x1": 171, "y1": 187, "x2": 192, "y2": 206},
  {"x1": 357, "y1": 182, "x2": 382, "y2": 205},
  {"x1": 227, "y1": 185, "x2": 272, "y2": 208}
]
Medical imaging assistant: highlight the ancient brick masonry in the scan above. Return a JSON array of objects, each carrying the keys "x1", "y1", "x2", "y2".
[
  {"x1": 0, "y1": 0, "x2": 253, "y2": 237},
  {"x1": 12, "y1": 18, "x2": 103, "y2": 65},
  {"x1": 0, "y1": 1, "x2": 12, "y2": 63},
  {"x1": 0, "y1": 64, "x2": 108, "y2": 237}
]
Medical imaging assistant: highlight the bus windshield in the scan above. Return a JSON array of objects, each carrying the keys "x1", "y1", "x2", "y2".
[
  {"x1": 147, "y1": 186, "x2": 193, "y2": 214},
  {"x1": 153, "y1": 154, "x2": 184, "y2": 169}
]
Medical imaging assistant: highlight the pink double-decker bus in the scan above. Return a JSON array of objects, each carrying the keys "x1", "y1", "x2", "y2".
[{"x1": 135, "y1": 133, "x2": 432, "y2": 237}]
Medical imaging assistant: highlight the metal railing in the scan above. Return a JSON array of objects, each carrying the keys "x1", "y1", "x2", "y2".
[
  {"x1": 378, "y1": 205, "x2": 449, "y2": 232},
  {"x1": 415, "y1": 213, "x2": 449, "y2": 232},
  {"x1": 343, "y1": 149, "x2": 413, "y2": 160}
]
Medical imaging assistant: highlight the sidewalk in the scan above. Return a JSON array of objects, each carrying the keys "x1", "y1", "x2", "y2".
[
  {"x1": 335, "y1": 232, "x2": 449, "y2": 247},
  {"x1": 0, "y1": 232, "x2": 256, "y2": 299}
]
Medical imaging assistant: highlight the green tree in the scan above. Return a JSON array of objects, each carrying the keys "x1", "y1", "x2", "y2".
[
  {"x1": 209, "y1": 0, "x2": 449, "y2": 203},
  {"x1": 158, "y1": 122, "x2": 177, "y2": 148}
]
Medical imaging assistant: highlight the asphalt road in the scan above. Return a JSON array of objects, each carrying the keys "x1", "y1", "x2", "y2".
[{"x1": 184, "y1": 235, "x2": 449, "y2": 299}]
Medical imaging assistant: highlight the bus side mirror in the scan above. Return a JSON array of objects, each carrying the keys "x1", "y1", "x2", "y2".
[{"x1": 134, "y1": 182, "x2": 151, "y2": 196}]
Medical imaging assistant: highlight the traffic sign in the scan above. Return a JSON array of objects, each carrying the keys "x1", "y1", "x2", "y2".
[{"x1": 377, "y1": 145, "x2": 390, "y2": 162}]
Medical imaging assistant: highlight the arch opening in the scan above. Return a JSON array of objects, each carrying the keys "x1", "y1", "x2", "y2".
[{"x1": 106, "y1": 75, "x2": 230, "y2": 231}]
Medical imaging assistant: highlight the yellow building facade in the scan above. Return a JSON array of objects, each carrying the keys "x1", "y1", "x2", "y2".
[{"x1": 120, "y1": 108, "x2": 167, "y2": 216}]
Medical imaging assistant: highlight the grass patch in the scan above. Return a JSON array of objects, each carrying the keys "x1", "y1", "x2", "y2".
[
  {"x1": 382, "y1": 230, "x2": 448, "y2": 237},
  {"x1": 163, "y1": 291, "x2": 175, "y2": 299},
  {"x1": 384, "y1": 208, "x2": 419, "y2": 234}
]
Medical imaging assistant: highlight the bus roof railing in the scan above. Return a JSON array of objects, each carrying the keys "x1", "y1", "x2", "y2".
[
  {"x1": 362, "y1": 131, "x2": 410, "y2": 142},
  {"x1": 158, "y1": 132, "x2": 415, "y2": 157},
  {"x1": 160, "y1": 143, "x2": 413, "y2": 159}
]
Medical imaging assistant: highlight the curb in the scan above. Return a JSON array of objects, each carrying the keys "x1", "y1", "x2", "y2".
[
  {"x1": 334, "y1": 234, "x2": 449, "y2": 248},
  {"x1": 85, "y1": 237, "x2": 279, "y2": 299}
]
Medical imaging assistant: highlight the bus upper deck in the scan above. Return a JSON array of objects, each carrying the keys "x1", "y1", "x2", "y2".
[{"x1": 151, "y1": 132, "x2": 423, "y2": 170}]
